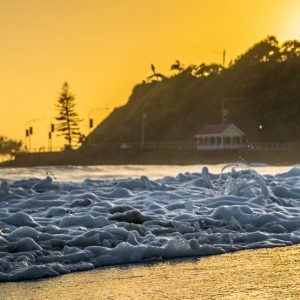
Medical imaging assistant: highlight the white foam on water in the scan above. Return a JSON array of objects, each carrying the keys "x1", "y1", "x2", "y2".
[{"x1": 0, "y1": 164, "x2": 300, "y2": 281}]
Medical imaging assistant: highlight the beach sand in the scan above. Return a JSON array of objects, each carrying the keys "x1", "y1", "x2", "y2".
[{"x1": 1, "y1": 244, "x2": 300, "y2": 300}]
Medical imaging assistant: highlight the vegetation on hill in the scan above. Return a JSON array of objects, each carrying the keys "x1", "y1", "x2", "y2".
[
  {"x1": 87, "y1": 36, "x2": 300, "y2": 145},
  {"x1": 0, "y1": 135, "x2": 21, "y2": 156}
]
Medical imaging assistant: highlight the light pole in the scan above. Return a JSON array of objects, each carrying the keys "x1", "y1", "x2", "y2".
[
  {"x1": 213, "y1": 49, "x2": 226, "y2": 67},
  {"x1": 48, "y1": 121, "x2": 55, "y2": 152},
  {"x1": 25, "y1": 119, "x2": 34, "y2": 152},
  {"x1": 141, "y1": 113, "x2": 147, "y2": 147},
  {"x1": 87, "y1": 107, "x2": 109, "y2": 145},
  {"x1": 24, "y1": 117, "x2": 46, "y2": 152},
  {"x1": 221, "y1": 99, "x2": 227, "y2": 125},
  {"x1": 88, "y1": 107, "x2": 109, "y2": 133},
  {"x1": 221, "y1": 97, "x2": 244, "y2": 124}
]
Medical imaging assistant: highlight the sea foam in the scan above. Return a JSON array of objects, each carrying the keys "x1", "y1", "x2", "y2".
[{"x1": 0, "y1": 164, "x2": 300, "y2": 281}]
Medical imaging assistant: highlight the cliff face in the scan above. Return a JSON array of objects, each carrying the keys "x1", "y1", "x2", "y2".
[{"x1": 86, "y1": 36, "x2": 300, "y2": 145}]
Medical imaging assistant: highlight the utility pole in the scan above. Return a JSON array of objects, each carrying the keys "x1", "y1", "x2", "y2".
[
  {"x1": 48, "y1": 132, "x2": 52, "y2": 152},
  {"x1": 221, "y1": 97, "x2": 244, "y2": 124},
  {"x1": 141, "y1": 113, "x2": 147, "y2": 147},
  {"x1": 25, "y1": 120, "x2": 34, "y2": 152},
  {"x1": 24, "y1": 117, "x2": 47, "y2": 152},
  {"x1": 48, "y1": 121, "x2": 55, "y2": 152},
  {"x1": 213, "y1": 49, "x2": 226, "y2": 67},
  {"x1": 221, "y1": 99, "x2": 227, "y2": 125},
  {"x1": 222, "y1": 49, "x2": 226, "y2": 67}
]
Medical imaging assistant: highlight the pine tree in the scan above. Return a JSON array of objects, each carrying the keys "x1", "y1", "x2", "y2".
[{"x1": 55, "y1": 82, "x2": 81, "y2": 149}]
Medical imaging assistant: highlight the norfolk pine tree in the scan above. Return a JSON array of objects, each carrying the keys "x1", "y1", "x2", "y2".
[{"x1": 55, "y1": 82, "x2": 81, "y2": 149}]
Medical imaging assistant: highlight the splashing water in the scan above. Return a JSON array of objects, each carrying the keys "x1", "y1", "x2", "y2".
[
  {"x1": 218, "y1": 162, "x2": 269, "y2": 198},
  {"x1": 0, "y1": 165, "x2": 300, "y2": 281}
]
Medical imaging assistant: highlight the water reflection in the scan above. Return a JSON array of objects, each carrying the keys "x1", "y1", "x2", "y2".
[{"x1": 1, "y1": 245, "x2": 300, "y2": 299}]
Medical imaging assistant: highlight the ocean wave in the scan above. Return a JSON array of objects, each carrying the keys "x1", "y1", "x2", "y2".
[{"x1": 1, "y1": 164, "x2": 300, "y2": 281}]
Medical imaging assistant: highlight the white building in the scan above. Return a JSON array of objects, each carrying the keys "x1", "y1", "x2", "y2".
[{"x1": 194, "y1": 123, "x2": 245, "y2": 150}]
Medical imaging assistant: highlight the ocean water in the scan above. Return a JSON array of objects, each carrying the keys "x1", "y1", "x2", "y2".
[
  {"x1": 0, "y1": 163, "x2": 299, "y2": 281},
  {"x1": 0, "y1": 163, "x2": 294, "y2": 182}
]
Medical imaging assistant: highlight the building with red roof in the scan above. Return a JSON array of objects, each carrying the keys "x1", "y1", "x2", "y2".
[{"x1": 194, "y1": 123, "x2": 245, "y2": 150}]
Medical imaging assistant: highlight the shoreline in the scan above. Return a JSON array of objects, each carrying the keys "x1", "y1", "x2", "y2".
[{"x1": 1, "y1": 244, "x2": 299, "y2": 299}]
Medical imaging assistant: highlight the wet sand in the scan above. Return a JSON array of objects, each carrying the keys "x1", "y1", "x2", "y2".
[{"x1": 1, "y1": 245, "x2": 300, "y2": 299}]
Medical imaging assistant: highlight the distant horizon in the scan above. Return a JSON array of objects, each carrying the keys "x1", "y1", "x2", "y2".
[{"x1": 1, "y1": 0, "x2": 299, "y2": 149}]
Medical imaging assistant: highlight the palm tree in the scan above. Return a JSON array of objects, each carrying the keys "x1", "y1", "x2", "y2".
[{"x1": 147, "y1": 64, "x2": 165, "y2": 81}]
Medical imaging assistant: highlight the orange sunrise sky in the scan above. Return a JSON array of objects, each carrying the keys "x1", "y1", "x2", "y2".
[{"x1": 0, "y1": 0, "x2": 299, "y2": 149}]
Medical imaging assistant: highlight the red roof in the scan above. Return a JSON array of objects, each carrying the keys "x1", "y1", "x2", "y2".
[{"x1": 197, "y1": 123, "x2": 231, "y2": 135}]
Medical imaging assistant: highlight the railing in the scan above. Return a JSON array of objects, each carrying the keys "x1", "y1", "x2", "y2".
[
  {"x1": 17, "y1": 141, "x2": 300, "y2": 154},
  {"x1": 22, "y1": 146, "x2": 64, "y2": 153},
  {"x1": 246, "y1": 142, "x2": 297, "y2": 151},
  {"x1": 197, "y1": 144, "x2": 243, "y2": 150},
  {"x1": 144, "y1": 140, "x2": 197, "y2": 150}
]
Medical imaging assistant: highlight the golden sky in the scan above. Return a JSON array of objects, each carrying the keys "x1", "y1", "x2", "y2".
[{"x1": 0, "y1": 0, "x2": 299, "y2": 149}]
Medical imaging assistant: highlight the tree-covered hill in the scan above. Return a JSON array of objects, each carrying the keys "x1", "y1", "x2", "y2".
[{"x1": 86, "y1": 36, "x2": 300, "y2": 146}]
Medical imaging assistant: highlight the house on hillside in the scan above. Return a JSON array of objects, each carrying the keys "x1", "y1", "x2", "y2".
[{"x1": 194, "y1": 123, "x2": 245, "y2": 150}]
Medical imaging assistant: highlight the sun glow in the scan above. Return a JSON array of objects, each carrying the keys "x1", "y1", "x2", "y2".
[
  {"x1": 0, "y1": 0, "x2": 299, "y2": 149},
  {"x1": 280, "y1": 10, "x2": 300, "y2": 40}
]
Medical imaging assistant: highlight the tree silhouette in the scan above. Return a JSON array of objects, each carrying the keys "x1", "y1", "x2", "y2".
[
  {"x1": 280, "y1": 40, "x2": 300, "y2": 61},
  {"x1": 193, "y1": 63, "x2": 224, "y2": 77},
  {"x1": 0, "y1": 136, "x2": 21, "y2": 155},
  {"x1": 170, "y1": 60, "x2": 184, "y2": 73},
  {"x1": 86, "y1": 35, "x2": 300, "y2": 145},
  {"x1": 55, "y1": 82, "x2": 81, "y2": 149},
  {"x1": 147, "y1": 64, "x2": 165, "y2": 81}
]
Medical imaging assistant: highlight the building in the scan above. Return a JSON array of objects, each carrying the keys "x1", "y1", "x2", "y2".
[{"x1": 194, "y1": 123, "x2": 245, "y2": 150}]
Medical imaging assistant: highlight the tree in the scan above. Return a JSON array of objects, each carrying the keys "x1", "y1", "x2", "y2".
[
  {"x1": 193, "y1": 63, "x2": 224, "y2": 77},
  {"x1": 280, "y1": 40, "x2": 300, "y2": 61},
  {"x1": 0, "y1": 136, "x2": 21, "y2": 155},
  {"x1": 147, "y1": 64, "x2": 165, "y2": 81},
  {"x1": 55, "y1": 82, "x2": 81, "y2": 149},
  {"x1": 170, "y1": 60, "x2": 184, "y2": 73}
]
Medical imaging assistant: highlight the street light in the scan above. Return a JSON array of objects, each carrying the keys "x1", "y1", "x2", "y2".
[
  {"x1": 221, "y1": 99, "x2": 228, "y2": 125},
  {"x1": 25, "y1": 119, "x2": 34, "y2": 152},
  {"x1": 48, "y1": 125, "x2": 54, "y2": 152},
  {"x1": 141, "y1": 113, "x2": 147, "y2": 147},
  {"x1": 88, "y1": 107, "x2": 109, "y2": 132},
  {"x1": 87, "y1": 107, "x2": 110, "y2": 145},
  {"x1": 48, "y1": 118, "x2": 56, "y2": 152},
  {"x1": 89, "y1": 118, "x2": 93, "y2": 129},
  {"x1": 24, "y1": 117, "x2": 46, "y2": 152},
  {"x1": 221, "y1": 97, "x2": 244, "y2": 124}
]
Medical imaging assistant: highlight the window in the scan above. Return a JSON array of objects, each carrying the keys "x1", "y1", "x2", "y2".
[
  {"x1": 224, "y1": 137, "x2": 231, "y2": 145},
  {"x1": 233, "y1": 136, "x2": 241, "y2": 144}
]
